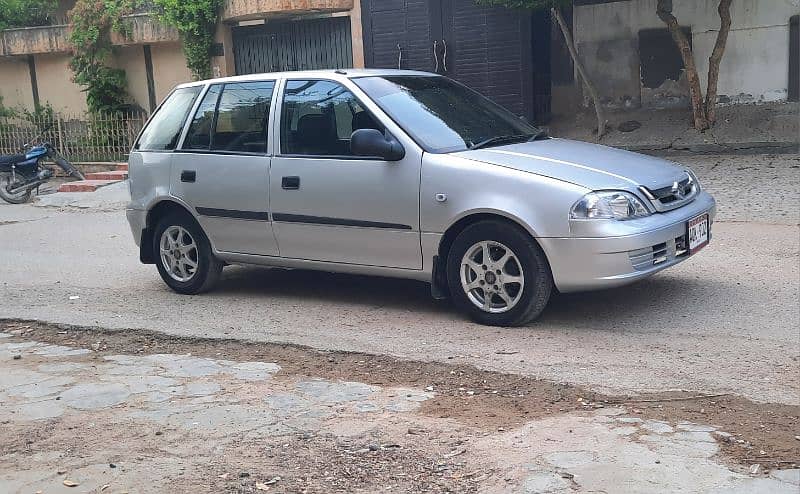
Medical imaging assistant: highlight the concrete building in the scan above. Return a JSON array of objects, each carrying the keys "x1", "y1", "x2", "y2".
[
  {"x1": 563, "y1": 0, "x2": 800, "y2": 110},
  {"x1": 1, "y1": 0, "x2": 797, "y2": 120},
  {"x1": 0, "y1": 0, "x2": 366, "y2": 115}
]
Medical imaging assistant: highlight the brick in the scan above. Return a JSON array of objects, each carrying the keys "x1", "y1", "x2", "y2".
[
  {"x1": 57, "y1": 180, "x2": 119, "y2": 192},
  {"x1": 84, "y1": 170, "x2": 129, "y2": 180}
]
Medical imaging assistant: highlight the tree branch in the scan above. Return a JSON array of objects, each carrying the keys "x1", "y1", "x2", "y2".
[
  {"x1": 656, "y1": 0, "x2": 708, "y2": 131},
  {"x1": 705, "y1": 0, "x2": 732, "y2": 126},
  {"x1": 551, "y1": 6, "x2": 606, "y2": 139}
]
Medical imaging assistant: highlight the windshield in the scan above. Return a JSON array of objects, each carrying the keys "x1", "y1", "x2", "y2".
[{"x1": 352, "y1": 75, "x2": 540, "y2": 153}]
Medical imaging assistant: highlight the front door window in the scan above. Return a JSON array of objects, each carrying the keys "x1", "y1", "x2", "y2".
[{"x1": 280, "y1": 79, "x2": 382, "y2": 157}]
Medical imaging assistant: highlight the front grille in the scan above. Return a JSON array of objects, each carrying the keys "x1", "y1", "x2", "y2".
[
  {"x1": 628, "y1": 234, "x2": 689, "y2": 271},
  {"x1": 639, "y1": 173, "x2": 698, "y2": 212}
]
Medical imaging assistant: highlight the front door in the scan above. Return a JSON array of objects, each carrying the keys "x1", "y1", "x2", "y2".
[
  {"x1": 170, "y1": 80, "x2": 279, "y2": 256},
  {"x1": 269, "y1": 79, "x2": 422, "y2": 269}
]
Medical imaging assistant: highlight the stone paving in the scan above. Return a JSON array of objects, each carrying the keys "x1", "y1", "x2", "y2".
[
  {"x1": 477, "y1": 409, "x2": 799, "y2": 494},
  {"x1": 0, "y1": 337, "x2": 431, "y2": 430},
  {"x1": 1, "y1": 332, "x2": 798, "y2": 493}
]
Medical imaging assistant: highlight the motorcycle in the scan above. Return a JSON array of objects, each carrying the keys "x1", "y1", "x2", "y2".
[{"x1": 0, "y1": 134, "x2": 85, "y2": 204}]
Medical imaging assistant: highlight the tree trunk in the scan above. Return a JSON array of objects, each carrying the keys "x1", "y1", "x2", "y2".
[
  {"x1": 551, "y1": 7, "x2": 606, "y2": 139},
  {"x1": 657, "y1": 0, "x2": 709, "y2": 131},
  {"x1": 705, "y1": 0, "x2": 732, "y2": 126}
]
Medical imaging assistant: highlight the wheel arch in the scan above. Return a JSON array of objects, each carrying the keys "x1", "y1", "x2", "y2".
[
  {"x1": 140, "y1": 199, "x2": 198, "y2": 264},
  {"x1": 433, "y1": 211, "x2": 546, "y2": 294},
  {"x1": 438, "y1": 211, "x2": 540, "y2": 260}
]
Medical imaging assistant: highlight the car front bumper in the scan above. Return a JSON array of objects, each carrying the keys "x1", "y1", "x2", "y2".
[{"x1": 539, "y1": 191, "x2": 716, "y2": 293}]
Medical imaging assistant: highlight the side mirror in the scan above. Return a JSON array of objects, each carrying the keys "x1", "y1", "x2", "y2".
[{"x1": 350, "y1": 129, "x2": 405, "y2": 161}]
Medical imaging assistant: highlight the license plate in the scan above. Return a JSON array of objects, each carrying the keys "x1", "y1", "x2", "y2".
[{"x1": 687, "y1": 213, "x2": 709, "y2": 253}]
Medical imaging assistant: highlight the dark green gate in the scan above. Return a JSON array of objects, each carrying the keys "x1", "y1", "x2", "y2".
[{"x1": 233, "y1": 17, "x2": 353, "y2": 75}]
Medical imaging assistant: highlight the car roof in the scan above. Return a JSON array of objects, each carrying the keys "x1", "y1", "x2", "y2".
[{"x1": 175, "y1": 69, "x2": 436, "y2": 89}]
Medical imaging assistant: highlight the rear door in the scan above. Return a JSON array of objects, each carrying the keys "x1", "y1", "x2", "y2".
[{"x1": 170, "y1": 80, "x2": 279, "y2": 256}]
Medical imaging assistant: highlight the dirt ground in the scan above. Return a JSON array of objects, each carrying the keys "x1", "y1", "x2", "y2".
[{"x1": 2, "y1": 319, "x2": 797, "y2": 494}]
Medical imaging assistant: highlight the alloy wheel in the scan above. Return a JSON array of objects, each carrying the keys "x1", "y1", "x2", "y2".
[
  {"x1": 159, "y1": 225, "x2": 199, "y2": 282},
  {"x1": 459, "y1": 240, "x2": 525, "y2": 313}
]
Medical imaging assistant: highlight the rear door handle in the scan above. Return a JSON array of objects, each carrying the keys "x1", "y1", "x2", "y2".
[
  {"x1": 180, "y1": 170, "x2": 196, "y2": 183},
  {"x1": 281, "y1": 176, "x2": 300, "y2": 190}
]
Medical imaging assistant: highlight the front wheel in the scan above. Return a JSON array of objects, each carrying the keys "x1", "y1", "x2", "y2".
[
  {"x1": 153, "y1": 212, "x2": 223, "y2": 294},
  {"x1": 446, "y1": 220, "x2": 553, "y2": 326},
  {"x1": 0, "y1": 172, "x2": 32, "y2": 204}
]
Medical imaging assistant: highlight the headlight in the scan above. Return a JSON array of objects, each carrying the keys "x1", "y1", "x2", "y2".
[
  {"x1": 570, "y1": 191, "x2": 651, "y2": 220},
  {"x1": 685, "y1": 167, "x2": 701, "y2": 191}
]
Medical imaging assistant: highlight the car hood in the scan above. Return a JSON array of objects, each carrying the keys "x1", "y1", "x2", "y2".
[{"x1": 454, "y1": 138, "x2": 689, "y2": 191}]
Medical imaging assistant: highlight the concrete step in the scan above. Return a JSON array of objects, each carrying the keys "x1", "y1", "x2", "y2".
[
  {"x1": 115, "y1": 163, "x2": 128, "y2": 171},
  {"x1": 84, "y1": 170, "x2": 129, "y2": 180},
  {"x1": 58, "y1": 180, "x2": 120, "y2": 192}
]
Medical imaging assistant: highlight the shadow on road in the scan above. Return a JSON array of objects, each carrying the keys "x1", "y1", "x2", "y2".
[{"x1": 209, "y1": 265, "x2": 728, "y2": 331}]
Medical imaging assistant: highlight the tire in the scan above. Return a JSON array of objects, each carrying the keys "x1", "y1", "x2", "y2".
[
  {"x1": 152, "y1": 212, "x2": 223, "y2": 294},
  {"x1": 446, "y1": 220, "x2": 553, "y2": 326},
  {"x1": 0, "y1": 172, "x2": 32, "y2": 204}
]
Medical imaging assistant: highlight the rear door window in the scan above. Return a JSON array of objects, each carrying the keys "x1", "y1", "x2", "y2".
[
  {"x1": 211, "y1": 81, "x2": 275, "y2": 154},
  {"x1": 182, "y1": 85, "x2": 222, "y2": 150},
  {"x1": 136, "y1": 86, "x2": 201, "y2": 151}
]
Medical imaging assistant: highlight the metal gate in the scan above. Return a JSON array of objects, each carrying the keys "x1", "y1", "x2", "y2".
[
  {"x1": 360, "y1": 0, "x2": 536, "y2": 122},
  {"x1": 233, "y1": 17, "x2": 353, "y2": 75}
]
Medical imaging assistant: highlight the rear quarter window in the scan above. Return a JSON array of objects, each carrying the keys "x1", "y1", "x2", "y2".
[{"x1": 136, "y1": 86, "x2": 202, "y2": 151}]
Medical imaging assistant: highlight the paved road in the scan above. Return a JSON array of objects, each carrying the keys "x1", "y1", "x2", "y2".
[{"x1": 1, "y1": 154, "x2": 798, "y2": 404}]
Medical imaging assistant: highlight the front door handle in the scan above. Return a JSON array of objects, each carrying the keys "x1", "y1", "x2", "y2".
[
  {"x1": 281, "y1": 176, "x2": 300, "y2": 190},
  {"x1": 180, "y1": 170, "x2": 196, "y2": 183}
]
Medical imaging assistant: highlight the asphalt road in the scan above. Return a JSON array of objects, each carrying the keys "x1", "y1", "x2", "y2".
[{"x1": 1, "y1": 154, "x2": 798, "y2": 405}]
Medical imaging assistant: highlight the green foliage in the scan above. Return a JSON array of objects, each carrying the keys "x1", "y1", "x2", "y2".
[
  {"x1": 66, "y1": 0, "x2": 220, "y2": 111},
  {"x1": 68, "y1": 0, "x2": 136, "y2": 113},
  {"x1": 19, "y1": 102, "x2": 56, "y2": 136},
  {"x1": 21, "y1": 101, "x2": 55, "y2": 125},
  {"x1": 152, "y1": 0, "x2": 222, "y2": 80},
  {"x1": 0, "y1": 95, "x2": 17, "y2": 119},
  {"x1": 0, "y1": 0, "x2": 56, "y2": 30},
  {"x1": 474, "y1": 0, "x2": 569, "y2": 10}
]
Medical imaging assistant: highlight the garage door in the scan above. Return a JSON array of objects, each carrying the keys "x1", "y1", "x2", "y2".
[
  {"x1": 361, "y1": 0, "x2": 535, "y2": 121},
  {"x1": 233, "y1": 17, "x2": 353, "y2": 75}
]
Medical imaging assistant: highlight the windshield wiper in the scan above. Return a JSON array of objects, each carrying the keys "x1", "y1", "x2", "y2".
[
  {"x1": 528, "y1": 129, "x2": 548, "y2": 141},
  {"x1": 468, "y1": 134, "x2": 533, "y2": 150}
]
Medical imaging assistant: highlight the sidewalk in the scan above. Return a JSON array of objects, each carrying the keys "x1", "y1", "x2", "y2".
[
  {"x1": 2, "y1": 321, "x2": 798, "y2": 493},
  {"x1": 548, "y1": 102, "x2": 799, "y2": 155}
]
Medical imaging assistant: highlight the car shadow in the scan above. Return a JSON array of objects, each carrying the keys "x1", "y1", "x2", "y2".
[
  {"x1": 540, "y1": 275, "x2": 715, "y2": 330},
  {"x1": 214, "y1": 265, "x2": 445, "y2": 312},
  {"x1": 209, "y1": 265, "x2": 728, "y2": 330}
]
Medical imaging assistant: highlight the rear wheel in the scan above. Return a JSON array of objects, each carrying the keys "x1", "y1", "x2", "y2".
[
  {"x1": 446, "y1": 220, "x2": 553, "y2": 326},
  {"x1": 0, "y1": 172, "x2": 32, "y2": 204},
  {"x1": 153, "y1": 212, "x2": 222, "y2": 294}
]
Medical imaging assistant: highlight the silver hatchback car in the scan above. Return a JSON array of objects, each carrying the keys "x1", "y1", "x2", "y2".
[{"x1": 126, "y1": 69, "x2": 715, "y2": 326}]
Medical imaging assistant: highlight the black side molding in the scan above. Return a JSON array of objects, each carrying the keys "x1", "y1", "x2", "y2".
[
  {"x1": 272, "y1": 213, "x2": 412, "y2": 230},
  {"x1": 196, "y1": 207, "x2": 270, "y2": 221}
]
